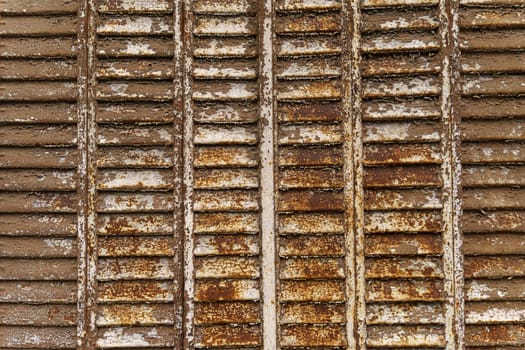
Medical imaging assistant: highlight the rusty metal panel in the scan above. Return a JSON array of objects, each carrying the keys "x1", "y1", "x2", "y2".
[
  {"x1": 358, "y1": 1, "x2": 452, "y2": 347},
  {"x1": 459, "y1": 1, "x2": 525, "y2": 348},
  {"x1": 189, "y1": 0, "x2": 264, "y2": 348},
  {"x1": 87, "y1": 0, "x2": 183, "y2": 348},
  {"x1": 1, "y1": 0, "x2": 525, "y2": 349},
  {"x1": 274, "y1": 1, "x2": 349, "y2": 348},
  {"x1": 0, "y1": 0, "x2": 80, "y2": 348}
]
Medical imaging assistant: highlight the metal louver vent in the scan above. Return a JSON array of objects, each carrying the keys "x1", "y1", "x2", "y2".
[{"x1": 0, "y1": 0, "x2": 524, "y2": 349}]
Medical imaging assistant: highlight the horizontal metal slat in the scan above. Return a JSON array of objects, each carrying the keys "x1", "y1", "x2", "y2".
[
  {"x1": 460, "y1": 8, "x2": 525, "y2": 29},
  {"x1": 194, "y1": 212, "x2": 259, "y2": 234},
  {"x1": 0, "y1": 237, "x2": 76, "y2": 258},
  {"x1": 465, "y1": 301, "x2": 525, "y2": 324},
  {"x1": 280, "y1": 257, "x2": 344, "y2": 279},
  {"x1": 97, "y1": 16, "x2": 173, "y2": 36},
  {"x1": 97, "y1": 0, "x2": 173, "y2": 13},
  {"x1": 464, "y1": 279, "x2": 525, "y2": 301},
  {"x1": 195, "y1": 256, "x2": 259, "y2": 278},
  {"x1": 366, "y1": 302, "x2": 445, "y2": 325},
  {"x1": 280, "y1": 235, "x2": 344, "y2": 257},
  {"x1": 96, "y1": 326, "x2": 174, "y2": 348},
  {"x1": 0, "y1": 304, "x2": 77, "y2": 326},
  {"x1": 96, "y1": 304, "x2": 174, "y2": 326},
  {"x1": 98, "y1": 257, "x2": 174, "y2": 281},
  {"x1": 464, "y1": 233, "x2": 525, "y2": 255},
  {"x1": 365, "y1": 210, "x2": 442, "y2": 233},
  {"x1": 0, "y1": 16, "x2": 77, "y2": 36},
  {"x1": 97, "y1": 38, "x2": 174, "y2": 58},
  {"x1": 367, "y1": 280, "x2": 444, "y2": 302},
  {"x1": 280, "y1": 280, "x2": 345, "y2": 302},
  {"x1": 194, "y1": 301, "x2": 260, "y2": 325},
  {"x1": 464, "y1": 256, "x2": 525, "y2": 278},
  {"x1": 0, "y1": 214, "x2": 77, "y2": 237},
  {"x1": 0, "y1": 281, "x2": 76, "y2": 303},
  {"x1": 98, "y1": 236, "x2": 173, "y2": 257},
  {"x1": 275, "y1": 13, "x2": 341, "y2": 34},
  {"x1": 194, "y1": 325, "x2": 260, "y2": 348},
  {"x1": 366, "y1": 325, "x2": 445, "y2": 347},
  {"x1": 465, "y1": 324, "x2": 525, "y2": 346},
  {"x1": 194, "y1": 16, "x2": 257, "y2": 36},
  {"x1": 361, "y1": 10, "x2": 439, "y2": 32},
  {"x1": 1, "y1": 37, "x2": 76, "y2": 58},
  {"x1": 364, "y1": 189, "x2": 442, "y2": 210},
  {"x1": 194, "y1": 234, "x2": 259, "y2": 256},
  {"x1": 365, "y1": 257, "x2": 444, "y2": 279},
  {"x1": 98, "y1": 281, "x2": 174, "y2": 303},
  {"x1": 365, "y1": 233, "x2": 443, "y2": 256},
  {"x1": 193, "y1": 190, "x2": 259, "y2": 212},
  {"x1": 274, "y1": 0, "x2": 342, "y2": 12},
  {"x1": 0, "y1": 258, "x2": 77, "y2": 280},
  {"x1": 280, "y1": 303, "x2": 345, "y2": 324},
  {"x1": 280, "y1": 324, "x2": 346, "y2": 347},
  {"x1": 193, "y1": 0, "x2": 257, "y2": 15},
  {"x1": 0, "y1": 169, "x2": 77, "y2": 191},
  {"x1": 1, "y1": 0, "x2": 78, "y2": 14},
  {"x1": 195, "y1": 279, "x2": 260, "y2": 302},
  {"x1": 0, "y1": 326, "x2": 76, "y2": 349},
  {"x1": 279, "y1": 212, "x2": 345, "y2": 234}
]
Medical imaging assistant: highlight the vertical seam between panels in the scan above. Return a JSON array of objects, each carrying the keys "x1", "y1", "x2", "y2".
[
  {"x1": 77, "y1": 0, "x2": 97, "y2": 348},
  {"x1": 182, "y1": 0, "x2": 195, "y2": 348},
  {"x1": 440, "y1": 0, "x2": 464, "y2": 348},
  {"x1": 342, "y1": 0, "x2": 356, "y2": 348},
  {"x1": 260, "y1": 0, "x2": 277, "y2": 349},
  {"x1": 349, "y1": 1, "x2": 366, "y2": 348},
  {"x1": 173, "y1": 1, "x2": 186, "y2": 348}
]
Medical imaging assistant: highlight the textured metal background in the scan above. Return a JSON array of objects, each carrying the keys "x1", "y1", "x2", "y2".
[{"x1": 0, "y1": 0, "x2": 524, "y2": 348}]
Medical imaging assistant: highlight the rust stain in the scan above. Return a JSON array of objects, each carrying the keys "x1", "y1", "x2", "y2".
[
  {"x1": 276, "y1": 14, "x2": 342, "y2": 33},
  {"x1": 195, "y1": 280, "x2": 258, "y2": 302}
]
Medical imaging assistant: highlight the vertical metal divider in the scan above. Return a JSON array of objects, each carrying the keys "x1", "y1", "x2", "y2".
[
  {"x1": 173, "y1": 1, "x2": 186, "y2": 348},
  {"x1": 440, "y1": 0, "x2": 464, "y2": 348},
  {"x1": 77, "y1": 0, "x2": 97, "y2": 348},
  {"x1": 342, "y1": 0, "x2": 356, "y2": 348},
  {"x1": 259, "y1": 0, "x2": 278, "y2": 349},
  {"x1": 182, "y1": 0, "x2": 195, "y2": 348},
  {"x1": 345, "y1": 0, "x2": 366, "y2": 348}
]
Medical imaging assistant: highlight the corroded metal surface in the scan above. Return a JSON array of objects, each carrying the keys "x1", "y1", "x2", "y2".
[{"x1": 1, "y1": 0, "x2": 524, "y2": 349}]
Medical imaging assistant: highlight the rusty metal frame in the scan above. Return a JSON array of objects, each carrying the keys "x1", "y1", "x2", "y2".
[
  {"x1": 259, "y1": 0, "x2": 278, "y2": 348},
  {"x1": 77, "y1": 0, "x2": 97, "y2": 347},
  {"x1": 440, "y1": 0, "x2": 465, "y2": 348}
]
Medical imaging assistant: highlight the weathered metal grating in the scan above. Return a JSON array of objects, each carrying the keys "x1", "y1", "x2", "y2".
[{"x1": 0, "y1": 0, "x2": 524, "y2": 348}]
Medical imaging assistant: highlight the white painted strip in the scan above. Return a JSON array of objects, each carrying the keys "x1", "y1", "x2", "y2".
[
  {"x1": 439, "y1": 0, "x2": 464, "y2": 349},
  {"x1": 348, "y1": 1, "x2": 366, "y2": 349},
  {"x1": 77, "y1": 0, "x2": 97, "y2": 348},
  {"x1": 260, "y1": 0, "x2": 277, "y2": 349},
  {"x1": 182, "y1": 0, "x2": 195, "y2": 348},
  {"x1": 173, "y1": 0, "x2": 185, "y2": 348},
  {"x1": 342, "y1": 0, "x2": 356, "y2": 349}
]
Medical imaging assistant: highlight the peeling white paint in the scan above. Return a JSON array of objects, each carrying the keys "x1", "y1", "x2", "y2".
[
  {"x1": 98, "y1": 17, "x2": 170, "y2": 35},
  {"x1": 124, "y1": 42, "x2": 156, "y2": 55},
  {"x1": 194, "y1": 17, "x2": 254, "y2": 35},
  {"x1": 194, "y1": 39, "x2": 254, "y2": 57},
  {"x1": 278, "y1": 38, "x2": 341, "y2": 56},
  {"x1": 97, "y1": 328, "x2": 154, "y2": 347},
  {"x1": 364, "y1": 38, "x2": 440, "y2": 52},
  {"x1": 379, "y1": 15, "x2": 438, "y2": 30},
  {"x1": 193, "y1": 83, "x2": 256, "y2": 101}
]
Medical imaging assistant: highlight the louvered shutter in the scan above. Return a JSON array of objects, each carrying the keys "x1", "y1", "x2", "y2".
[
  {"x1": 1, "y1": 0, "x2": 524, "y2": 349},
  {"x1": 0, "y1": 0, "x2": 80, "y2": 348},
  {"x1": 459, "y1": 1, "x2": 525, "y2": 346}
]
